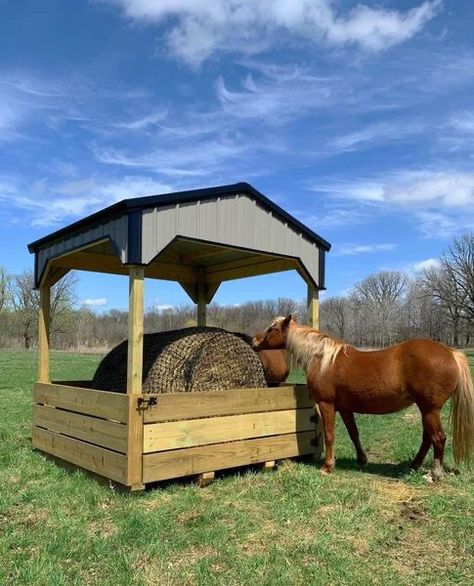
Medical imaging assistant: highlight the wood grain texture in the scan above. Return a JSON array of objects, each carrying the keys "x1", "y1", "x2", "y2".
[
  {"x1": 127, "y1": 266, "x2": 145, "y2": 395},
  {"x1": 143, "y1": 385, "x2": 313, "y2": 423},
  {"x1": 143, "y1": 408, "x2": 315, "y2": 453},
  {"x1": 143, "y1": 431, "x2": 315, "y2": 483},
  {"x1": 306, "y1": 285, "x2": 320, "y2": 329},
  {"x1": 34, "y1": 404, "x2": 127, "y2": 453},
  {"x1": 38, "y1": 283, "x2": 50, "y2": 383},
  {"x1": 32, "y1": 427, "x2": 128, "y2": 484},
  {"x1": 34, "y1": 383, "x2": 128, "y2": 423}
]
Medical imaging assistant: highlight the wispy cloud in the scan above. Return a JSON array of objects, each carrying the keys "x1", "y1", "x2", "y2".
[
  {"x1": 82, "y1": 297, "x2": 108, "y2": 307},
  {"x1": 113, "y1": 107, "x2": 169, "y2": 130},
  {"x1": 309, "y1": 169, "x2": 474, "y2": 236},
  {"x1": 105, "y1": 0, "x2": 442, "y2": 66},
  {"x1": 335, "y1": 243, "x2": 397, "y2": 256},
  {"x1": 0, "y1": 174, "x2": 172, "y2": 226}
]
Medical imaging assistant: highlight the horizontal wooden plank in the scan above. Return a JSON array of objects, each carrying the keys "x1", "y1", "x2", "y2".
[
  {"x1": 143, "y1": 431, "x2": 316, "y2": 483},
  {"x1": 34, "y1": 383, "x2": 128, "y2": 423},
  {"x1": 34, "y1": 405, "x2": 128, "y2": 453},
  {"x1": 52, "y1": 380, "x2": 94, "y2": 388},
  {"x1": 32, "y1": 427, "x2": 128, "y2": 484},
  {"x1": 143, "y1": 408, "x2": 315, "y2": 453},
  {"x1": 143, "y1": 385, "x2": 312, "y2": 423}
]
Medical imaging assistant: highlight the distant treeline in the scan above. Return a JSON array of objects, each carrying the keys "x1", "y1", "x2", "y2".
[{"x1": 1, "y1": 233, "x2": 473, "y2": 351}]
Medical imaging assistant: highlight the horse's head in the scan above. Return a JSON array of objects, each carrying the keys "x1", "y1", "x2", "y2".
[{"x1": 251, "y1": 315, "x2": 295, "y2": 351}]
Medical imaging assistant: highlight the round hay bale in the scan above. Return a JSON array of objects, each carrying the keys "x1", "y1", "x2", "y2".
[{"x1": 92, "y1": 327, "x2": 267, "y2": 393}]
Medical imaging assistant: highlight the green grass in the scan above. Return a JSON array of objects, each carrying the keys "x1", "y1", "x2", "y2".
[{"x1": 1, "y1": 350, "x2": 474, "y2": 585}]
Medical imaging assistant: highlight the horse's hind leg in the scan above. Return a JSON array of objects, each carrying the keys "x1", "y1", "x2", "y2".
[
  {"x1": 421, "y1": 409, "x2": 446, "y2": 481},
  {"x1": 339, "y1": 410, "x2": 368, "y2": 466},
  {"x1": 410, "y1": 428, "x2": 431, "y2": 470}
]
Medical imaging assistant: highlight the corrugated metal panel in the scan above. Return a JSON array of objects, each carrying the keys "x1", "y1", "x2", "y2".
[
  {"x1": 36, "y1": 215, "x2": 128, "y2": 284},
  {"x1": 142, "y1": 194, "x2": 320, "y2": 286}
]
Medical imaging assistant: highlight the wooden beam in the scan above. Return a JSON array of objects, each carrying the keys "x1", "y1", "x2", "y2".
[
  {"x1": 206, "y1": 258, "x2": 298, "y2": 283},
  {"x1": 38, "y1": 282, "x2": 50, "y2": 383},
  {"x1": 307, "y1": 285, "x2": 319, "y2": 329},
  {"x1": 52, "y1": 252, "x2": 197, "y2": 283},
  {"x1": 197, "y1": 282, "x2": 206, "y2": 326},
  {"x1": 126, "y1": 266, "x2": 145, "y2": 490}
]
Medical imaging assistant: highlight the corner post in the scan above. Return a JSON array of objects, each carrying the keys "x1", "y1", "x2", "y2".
[
  {"x1": 127, "y1": 266, "x2": 145, "y2": 490},
  {"x1": 38, "y1": 281, "x2": 51, "y2": 383},
  {"x1": 197, "y1": 282, "x2": 207, "y2": 327},
  {"x1": 306, "y1": 285, "x2": 319, "y2": 330}
]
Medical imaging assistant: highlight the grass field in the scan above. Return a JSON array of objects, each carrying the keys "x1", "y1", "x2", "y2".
[{"x1": 1, "y1": 350, "x2": 473, "y2": 585}]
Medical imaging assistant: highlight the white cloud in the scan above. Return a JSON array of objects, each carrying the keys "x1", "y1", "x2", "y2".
[
  {"x1": 114, "y1": 107, "x2": 169, "y2": 130},
  {"x1": 105, "y1": 0, "x2": 442, "y2": 66},
  {"x1": 0, "y1": 174, "x2": 173, "y2": 226},
  {"x1": 412, "y1": 257, "x2": 440, "y2": 272},
  {"x1": 448, "y1": 110, "x2": 474, "y2": 134},
  {"x1": 82, "y1": 298, "x2": 108, "y2": 307},
  {"x1": 310, "y1": 169, "x2": 474, "y2": 236},
  {"x1": 314, "y1": 170, "x2": 474, "y2": 208},
  {"x1": 326, "y1": 120, "x2": 427, "y2": 154},
  {"x1": 153, "y1": 303, "x2": 175, "y2": 312},
  {"x1": 335, "y1": 243, "x2": 397, "y2": 256},
  {"x1": 93, "y1": 136, "x2": 264, "y2": 177}
]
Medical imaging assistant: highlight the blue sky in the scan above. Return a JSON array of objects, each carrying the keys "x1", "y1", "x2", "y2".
[{"x1": 1, "y1": 0, "x2": 474, "y2": 311}]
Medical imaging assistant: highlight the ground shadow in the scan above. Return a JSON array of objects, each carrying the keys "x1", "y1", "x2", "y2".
[{"x1": 307, "y1": 456, "x2": 413, "y2": 480}]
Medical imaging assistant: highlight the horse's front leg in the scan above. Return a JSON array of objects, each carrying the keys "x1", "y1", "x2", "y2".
[
  {"x1": 318, "y1": 401, "x2": 336, "y2": 474},
  {"x1": 339, "y1": 410, "x2": 368, "y2": 466}
]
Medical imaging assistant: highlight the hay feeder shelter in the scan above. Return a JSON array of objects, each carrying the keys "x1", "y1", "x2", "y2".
[{"x1": 28, "y1": 182, "x2": 331, "y2": 490}]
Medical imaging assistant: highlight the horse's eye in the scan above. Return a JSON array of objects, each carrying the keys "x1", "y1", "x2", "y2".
[{"x1": 267, "y1": 326, "x2": 274, "y2": 333}]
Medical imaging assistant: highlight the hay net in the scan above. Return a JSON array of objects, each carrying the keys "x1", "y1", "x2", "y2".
[{"x1": 92, "y1": 327, "x2": 267, "y2": 394}]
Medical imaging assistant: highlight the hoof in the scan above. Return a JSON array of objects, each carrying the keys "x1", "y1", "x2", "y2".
[
  {"x1": 357, "y1": 456, "x2": 368, "y2": 467},
  {"x1": 431, "y1": 465, "x2": 444, "y2": 482},
  {"x1": 320, "y1": 466, "x2": 333, "y2": 475}
]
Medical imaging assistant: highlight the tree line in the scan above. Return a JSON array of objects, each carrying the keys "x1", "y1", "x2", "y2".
[{"x1": 0, "y1": 233, "x2": 473, "y2": 351}]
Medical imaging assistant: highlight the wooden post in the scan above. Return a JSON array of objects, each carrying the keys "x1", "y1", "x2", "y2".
[
  {"x1": 38, "y1": 281, "x2": 51, "y2": 383},
  {"x1": 127, "y1": 266, "x2": 145, "y2": 490},
  {"x1": 306, "y1": 285, "x2": 319, "y2": 330},
  {"x1": 197, "y1": 282, "x2": 207, "y2": 327},
  {"x1": 127, "y1": 267, "x2": 144, "y2": 394}
]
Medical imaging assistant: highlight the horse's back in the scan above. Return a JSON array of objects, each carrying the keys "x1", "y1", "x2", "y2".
[{"x1": 318, "y1": 338, "x2": 459, "y2": 414}]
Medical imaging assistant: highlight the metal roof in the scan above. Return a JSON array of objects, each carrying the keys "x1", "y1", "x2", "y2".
[
  {"x1": 28, "y1": 182, "x2": 331, "y2": 293},
  {"x1": 28, "y1": 182, "x2": 331, "y2": 253}
]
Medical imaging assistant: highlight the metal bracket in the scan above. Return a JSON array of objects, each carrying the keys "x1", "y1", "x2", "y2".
[{"x1": 137, "y1": 397, "x2": 157, "y2": 410}]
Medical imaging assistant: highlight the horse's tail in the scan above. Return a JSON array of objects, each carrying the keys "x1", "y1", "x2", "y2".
[{"x1": 450, "y1": 350, "x2": 474, "y2": 466}]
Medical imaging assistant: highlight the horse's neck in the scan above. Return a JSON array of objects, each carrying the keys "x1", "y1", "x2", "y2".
[
  {"x1": 286, "y1": 324, "x2": 345, "y2": 374},
  {"x1": 286, "y1": 324, "x2": 323, "y2": 372}
]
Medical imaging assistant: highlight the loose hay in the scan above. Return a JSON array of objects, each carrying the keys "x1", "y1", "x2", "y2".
[{"x1": 92, "y1": 327, "x2": 267, "y2": 393}]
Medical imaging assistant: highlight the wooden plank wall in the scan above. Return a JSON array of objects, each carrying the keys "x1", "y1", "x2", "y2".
[
  {"x1": 32, "y1": 382, "x2": 129, "y2": 485},
  {"x1": 143, "y1": 385, "x2": 322, "y2": 484},
  {"x1": 32, "y1": 383, "x2": 322, "y2": 488}
]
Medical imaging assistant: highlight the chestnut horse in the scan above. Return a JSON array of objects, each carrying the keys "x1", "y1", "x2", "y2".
[{"x1": 252, "y1": 315, "x2": 474, "y2": 479}]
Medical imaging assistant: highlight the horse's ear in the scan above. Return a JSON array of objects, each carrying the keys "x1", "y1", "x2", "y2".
[{"x1": 282, "y1": 315, "x2": 292, "y2": 327}]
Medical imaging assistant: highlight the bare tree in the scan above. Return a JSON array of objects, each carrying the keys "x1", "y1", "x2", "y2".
[
  {"x1": 320, "y1": 297, "x2": 348, "y2": 339},
  {"x1": 422, "y1": 263, "x2": 466, "y2": 346},
  {"x1": 351, "y1": 271, "x2": 408, "y2": 346},
  {"x1": 10, "y1": 270, "x2": 77, "y2": 348},
  {"x1": 0, "y1": 267, "x2": 10, "y2": 311},
  {"x1": 443, "y1": 233, "x2": 474, "y2": 321}
]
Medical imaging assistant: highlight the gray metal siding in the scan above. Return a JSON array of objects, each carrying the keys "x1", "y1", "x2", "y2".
[
  {"x1": 36, "y1": 215, "x2": 129, "y2": 284},
  {"x1": 141, "y1": 194, "x2": 320, "y2": 286}
]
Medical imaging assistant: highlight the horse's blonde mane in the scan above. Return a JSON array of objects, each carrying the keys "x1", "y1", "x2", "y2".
[{"x1": 287, "y1": 325, "x2": 347, "y2": 374}]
